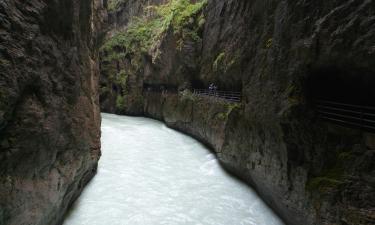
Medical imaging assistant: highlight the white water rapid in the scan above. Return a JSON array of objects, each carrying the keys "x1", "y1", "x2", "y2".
[{"x1": 63, "y1": 113, "x2": 284, "y2": 225}]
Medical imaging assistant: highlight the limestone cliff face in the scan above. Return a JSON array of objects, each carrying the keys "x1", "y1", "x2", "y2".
[
  {"x1": 0, "y1": 1, "x2": 105, "y2": 224},
  {"x1": 108, "y1": 0, "x2": 165, "y2": 29},
  {"x1": 100, "y1": 0, "x2": 375, "y2": 224},
  {"x1": 203, "y1": 1, "x2": 375, "y2": 225},
  {"x1": 100, "y1": 0, "x2": 165, "y2": 114}
]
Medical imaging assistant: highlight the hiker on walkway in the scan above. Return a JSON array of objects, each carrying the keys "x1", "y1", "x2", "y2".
[
  {"x1": 213, "y1": 84, "x2": 218, "y2": 96},
  {"x1": 209, "y1": 83, "x2": 214, "y2": 96}
]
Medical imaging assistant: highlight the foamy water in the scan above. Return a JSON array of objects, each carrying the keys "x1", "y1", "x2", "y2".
[{"x1": 63, "y1": 113, "x2": 284, "y2": 225}]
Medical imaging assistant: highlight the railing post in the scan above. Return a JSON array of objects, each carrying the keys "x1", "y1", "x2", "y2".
[
  {"x1": 190, "y1": 88, "x2": 241, "y2": 102},
  {"x1": 360, "y1": 108, "x2": 364, "y2": 130}
]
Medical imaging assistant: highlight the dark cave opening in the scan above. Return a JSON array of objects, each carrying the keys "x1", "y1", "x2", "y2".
[
  {"x1": 190, "y1": 79, "x2": 206, "y2": 89},
  {"x1": 307, "y1": 66, "x2": 375, "y2": 132},
  {"x1": 143, "y1": 83, "x2": 178, "y2": 93},
  {"x1": 307, "y1": 66, "x2": 375, "y2": 106}
]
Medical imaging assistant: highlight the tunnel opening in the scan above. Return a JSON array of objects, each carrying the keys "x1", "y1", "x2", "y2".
[
  {"x1": 143, "y1": 83, "x2": 178, "y2": 93},
  {"x1": 190, "y1": 79, "x2": 206, "y2": 89},
  {"x1": 307, "y1": 66, "x2": 375, "y2": 132},
  {"x1": 307, "y1": 66, "x2": 375, "y2": 105}
]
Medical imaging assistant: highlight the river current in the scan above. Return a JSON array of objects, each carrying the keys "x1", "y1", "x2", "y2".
[{"x1": 63, "y1": 113, "x2": 284, "y2": 225}]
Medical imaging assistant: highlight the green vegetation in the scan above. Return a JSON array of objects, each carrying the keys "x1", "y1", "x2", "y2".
[
  {"x1": 198, "y1": 14, "x2": 206, "y2": 28},
  {"x1": 180, "y1": 89, "x2": 197, "y2": 101},
  {"x1": 0, "y1": 59, "x2": 10, "y2": 67},
  {"x1": 213, "y1": 52, "x2": 225, "y2": 72},
  {"x1": 101, "y1": 18, "x2": 158, "y2": 61},
  {"x1": 115, "y1": 70, "x2": 128, "y2": 94},
  {"x1": 306, "y1": 150, "x2": 354, "y2": 193},
  {"x1": 212, "y1": 50, "x2": 240, "y2": 73},
  {"x1": 157, "y1": 0, "x2": 207, "y2": 45},
  {"x1": 286, "y1": 83, "x2": 302, "y2": 106},
  {"x1": 217, "y1": 102, "x2": 241, "y2": 120},
  {"x1": 266, "y1": 38, "x2": 273, "y2": 48},
  {"x1": 306, "y1": 177, "x2": 344, "y2": 193},
  {"x1": 116, "y1": 95, "x2": 126, "y2": 110},
  {"x1": 108, "y1": 0, "x2": 125, "y2": 12},
  {"x1": 100, "y1": 86, "x2": 109, "y2": 95},
  {"x1": 101, "y1": 0, "x2": 207, "y2": 63},
  {"x1": 114, "y1": 70, "x2": 129, "y2": 110},
  {"x1": 102, "y1": 0, "x2": 208, "y2": 111}
]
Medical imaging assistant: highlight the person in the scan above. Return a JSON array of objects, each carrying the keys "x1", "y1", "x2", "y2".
[
  {"x1": 213, "y1": 84, "x2": 218, "y2": 96},
  {"x1": 209, "y1": 83, "x2": 213, "y2": 96}
]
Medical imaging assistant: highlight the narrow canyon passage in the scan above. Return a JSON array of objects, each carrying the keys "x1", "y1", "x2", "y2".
[{"x1": 63, "y1": 114, "x2": 284, "y2": 225}]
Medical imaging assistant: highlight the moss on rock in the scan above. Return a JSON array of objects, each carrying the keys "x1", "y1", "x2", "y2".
[
  {"x1": 116, "y1": 95, "x2": 126, "y2": 110},
  {"x1": 102, "y1": 0, "x2": 207, "y2": 63},
  {"x1": 306, "y1": 149, "x2": 355, "y2": 193},
  {"x1": 108, "y1": 0, "x2": 126, "y2": 12}
]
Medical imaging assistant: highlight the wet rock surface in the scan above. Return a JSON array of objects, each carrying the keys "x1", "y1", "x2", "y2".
[
  {"x1": 0, "y1": 0, "x2": 105, "y2": 224},
  {"x1": 100, "y1": 0, "x2": 375, "y2": 224}
]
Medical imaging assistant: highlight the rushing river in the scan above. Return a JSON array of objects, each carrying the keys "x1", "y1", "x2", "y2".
[{"x1": 64, "y1": 113, "x2": 284, "y2": 225}]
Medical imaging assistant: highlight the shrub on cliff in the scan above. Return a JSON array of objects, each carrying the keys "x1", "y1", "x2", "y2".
[
  {"x1": 108, "y1": 0, "x2": 125, "y2": 12},
  {"x1": 101, "y1": 0, "x2": 207, "y2": 63},
  {"x1": 116, "y1": 95, "x2": 126, "y2": 110}
]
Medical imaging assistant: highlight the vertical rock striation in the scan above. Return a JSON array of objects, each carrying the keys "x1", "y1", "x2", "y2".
[
  {"x1": 0, "y1": 0, "x2": 106, "y2": 224},
  {"x1": 100, "y1": 0, "x2": 375, "y2": 224},
  {"x1": 99, "y1": 0, "x2": 165, "y2": 114}
]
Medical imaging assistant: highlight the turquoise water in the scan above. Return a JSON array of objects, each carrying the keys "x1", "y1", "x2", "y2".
[{"x1": 63, "y1": 113, "x2": 284, "y2": 225}]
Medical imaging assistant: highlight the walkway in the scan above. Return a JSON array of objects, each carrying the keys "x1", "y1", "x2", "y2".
[
  {"x1": 193, "y1": 89, "x2": 241, "y2": 102},
  {"x1": 316, "y1": 100, "x2": 375, "y2": 132}
]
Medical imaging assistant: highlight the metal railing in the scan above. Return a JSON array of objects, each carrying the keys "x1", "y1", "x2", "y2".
[
  {"x1": 193, "y1": 89, "x2": 242, "y2": 102},
  {"x1": 315, "y1": 100, "x2": 375, "y2": 132}
]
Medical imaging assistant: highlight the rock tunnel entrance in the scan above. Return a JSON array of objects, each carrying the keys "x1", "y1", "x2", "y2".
[
  {"x1": 307, "y1": 66, "x2": 375, "y2": 105},
  {"x1": 143, "y1": 83, "x2": 178, "y2": 93},
  {"x1": 307, "y1": 66, "x2": 375, "y2": 132}
]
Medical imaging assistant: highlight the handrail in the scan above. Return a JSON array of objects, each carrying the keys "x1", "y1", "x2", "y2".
[
  {"x1": 143, "y1": 88, "x2": 242, "y2": 102},
  {"x1": 320, "y1": 116, "x2": 375, "y2": 130},
  {"x1": 193, "y1": 89, "x2": 241, "y2": 93},
  {"x1": 315, "y1": 99, "x2": 375, "y2": 132},
  {"x1": 193, "y1": 89, "x2": 242, "y2": 102},
  {"x1": 316, "y1": 100, "x2": 375, "y2": 111},
  {"x1": 317, "y1": 110, "x2": 375, "y2": 123},
  {"x1": 316, "y1": 105, "x2": 375, "y2": 117}
]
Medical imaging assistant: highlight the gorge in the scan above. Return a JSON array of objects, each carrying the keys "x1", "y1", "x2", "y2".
[
  {"x1": 0, "y1": 0, "x2": 374, "y2": 225},
  {"x1": 99, "y1": 0, "x2": 375, "y2": 224}
]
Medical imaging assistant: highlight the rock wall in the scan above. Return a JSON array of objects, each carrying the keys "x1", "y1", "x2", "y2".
[
  {"x1": 0, "y1": 0, "x2": 106, "y2": 224},
  {"x1": 108, "y1": 0, "x2": 166, "y2": 29},
  {"x1": 100, "y1": 0, "x2": 375, "y2": 224},
  {"x1": 202, "y1": 1, "x2": 375, "y2": 224},
  {"x1": 99, "y1": 0, "x2": 153, "y2": 114},
  {"x1": 144, "y1": 91, "x2": 233, "y2": 151}
]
